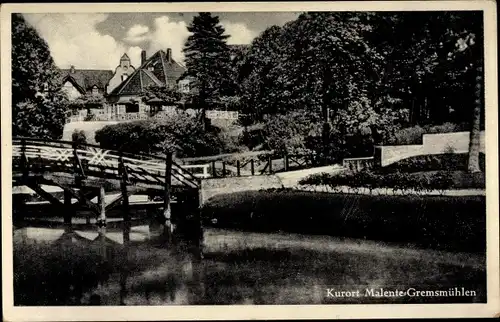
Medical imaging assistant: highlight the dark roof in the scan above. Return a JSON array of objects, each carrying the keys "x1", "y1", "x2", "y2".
[
  {"x1": 109, "y1": 50, "x2": 186, "y2": 96},
  {"x1": 59, "y1": 68, "x2": 114, "y2": 93}
]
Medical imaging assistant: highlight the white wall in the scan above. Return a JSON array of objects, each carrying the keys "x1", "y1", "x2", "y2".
[
  {"x1": 62, "y1": 121, "x2": 122, "y2": 144},
  {"x1": 377, "y1": 131, "x2": 485, "y2": 167},
  {"x1": 62, "y1": 81, "x2": 82, "y2": 100}
]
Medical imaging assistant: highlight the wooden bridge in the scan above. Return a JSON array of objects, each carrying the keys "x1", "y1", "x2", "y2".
[{"x1": 12, "y1": 137, "x2": 209, "y2": 244}]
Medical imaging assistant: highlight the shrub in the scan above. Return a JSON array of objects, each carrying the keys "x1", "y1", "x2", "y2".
[
  {"x1": 71, "y1": 129, "x2": 87, "y2": 145},
  {"x1": 83, "y1": 113, "x2": 96, "y2": 121},
  {"x1": 426, "y1": 122, "x2": 469, "y2": 134},
  {"x1": 94, "y1": 111, "x2": 241, "y2": 157},
  {"x1": 299, "y1": 169, "x2": 484, "y2": 192},
  {"x1": 383, "y1": 122, "x2": 471, "y2": 145},
  {"x1": 383, "y1": 125, "x2": 426, "y2": 145},
  {"x1": 381, "y1": 153, "x2": 486, "y2": 173},
  {"x1": 239, "y1": 127, "x2": 267, "y2": 150}
]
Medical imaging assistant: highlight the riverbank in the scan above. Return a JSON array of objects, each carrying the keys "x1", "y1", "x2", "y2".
[{"x1": 202, "y1": 190, "x2": 486, "y2": 253}]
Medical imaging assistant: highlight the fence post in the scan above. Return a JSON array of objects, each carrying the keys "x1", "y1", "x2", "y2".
[
  {"x1": 21, "y1": 139, "x2": 28, "y2": 179},
  {"x1": 63, "y1": 189, "x2": 73, "y2": 231},
  {"x1": 268, "y1": 156, "x2": 273, "y2": 174},
  {"x1": 236, "y1": 160, "x2": 241, "y2": 177},
  {"x1": 163, "y1": 152, "x2": 173, "y2": 244},
  {"x1": 119, "y1": 153, "x2": 130, "y2": 244},
  {"x1": 251, "y1": 159, "x2": 255, "y2": 176},
  {"x1": 284, "y1": 154, "x2": 289, "y2": 172},
  {"x1": 211, "y1": 160, "x2": 216, "y2": 178},
  {"x1": 222, "y1": 162, "x2": 226, "y2": 177}
]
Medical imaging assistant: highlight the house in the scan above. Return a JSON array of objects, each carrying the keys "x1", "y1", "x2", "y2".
[
  {"x1": 106, "y1": 53, "x2": 136, "y2": 94},
  {"x1": 60, "y1": 66, "x2": 113, "y2": 100},
  {"x1": 107, "y1": 48, "x2": 189, "y2": 114}
]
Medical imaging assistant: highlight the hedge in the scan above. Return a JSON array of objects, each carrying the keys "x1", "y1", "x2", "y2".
[
  {"x1": 381, "y1": 153, "x2": 485, "y2": 173},
  {"x1": 383, "y1": 122, "x2": 470, "y2": 145},
  {"x1": 202, "y1": 190, "x2": 485, "y2": 253},
  {"x1": 298, "y1": 169, "x2": 485, "y2": 193}
]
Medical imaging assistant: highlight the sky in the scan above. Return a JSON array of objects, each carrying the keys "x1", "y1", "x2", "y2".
[{"x1": 23, "y1": 12, "x2": 299, "y2": 71}]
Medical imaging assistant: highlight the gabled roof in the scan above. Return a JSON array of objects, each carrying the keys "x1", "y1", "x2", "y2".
[
  {"x1": 59, "y1": 68, "x2": 114, "y2": 92},
  {"x1": 109, "y1": 50, "x2": 186, "y2": 96}
]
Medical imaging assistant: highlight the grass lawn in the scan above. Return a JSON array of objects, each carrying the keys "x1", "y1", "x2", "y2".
[{"x1": 202, "y1": 190, "x2": 485, "y2": 254}]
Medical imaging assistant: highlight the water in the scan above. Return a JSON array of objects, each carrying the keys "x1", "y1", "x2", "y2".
[{"x1": 12, "y1": 224, "x2": 486, "y2": 305}]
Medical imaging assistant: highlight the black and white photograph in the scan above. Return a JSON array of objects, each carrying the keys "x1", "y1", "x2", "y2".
[{"x1": 1, "y1": 1, "x2": 498, "y2": 320}]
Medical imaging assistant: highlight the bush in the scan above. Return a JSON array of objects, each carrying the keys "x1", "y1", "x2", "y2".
[
  {"x1": 71, "y1": 129, "x2": 87, "y2": 145},
  {"x1": 383, "y1": 122, "x2": 471, "y2": 145},
  {"x1": 95, "y1": 111, "x2": 241, "y2": 157},
  {"x1": 299, "y1": 169, "x2": 484, "y2": 192},
  {"x1": 381, "y1": 153, "x2": 486, "y2": 173},
  {"x1": 239, "y1": 128, "x2": 267, "y2": 150},
  {"x1": 383, "y1": 125, "x2": 426, "y2": 145},
  {"x1": 426, "y1": 122, "x2": 469, "y2": 134}
]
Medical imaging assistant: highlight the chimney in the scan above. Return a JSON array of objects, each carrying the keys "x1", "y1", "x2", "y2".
[
  {"x1": 166, "y1": 48, "x2": 172, "y2": 62},
  {"x1": 141, "y1": 50, "x2": 147, "y2": 65},
  {"x1": 70, "y1": 65, "x2": 75, "y2": 74}
]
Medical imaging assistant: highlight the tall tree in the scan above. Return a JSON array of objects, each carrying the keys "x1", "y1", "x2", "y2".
[
  {"x1": 12, "y1": 13, "x2": 68, "y2": 139},
  {"x1": 182, "y1": 12, "x2": 234, "y2": 128}
]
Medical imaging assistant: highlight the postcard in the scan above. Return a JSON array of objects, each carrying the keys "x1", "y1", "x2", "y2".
[{"x1": 1, "y1": 1, "x2": 498, "y2": 320}]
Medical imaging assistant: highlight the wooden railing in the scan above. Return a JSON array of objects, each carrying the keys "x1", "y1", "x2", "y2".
[
  {"x1": 12, "y1": 137, "x2": 208, "y2": 189},
  {"x1": 183, "y1": 153, "x2": 318, "y2": 178},
  {"x1": 342, "y1": 156, "x2": 375, "y2": 172}
]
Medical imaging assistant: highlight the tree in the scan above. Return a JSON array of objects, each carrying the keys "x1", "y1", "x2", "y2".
[
  {"x1": 12, "y1": 13, "x2": 68, "y2": 139},
  {"x1": 183, "y1": 12, "x2": 235, "y2": 128},
  {"x1": 141, "y1": 85, "x2": 182, "y2": 105},
  {"x1": 69, "y1": 93, "x2": 107, "y2": 110}
]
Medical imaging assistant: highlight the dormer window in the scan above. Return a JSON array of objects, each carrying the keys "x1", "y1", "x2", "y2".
[
  {"x1": 92, "y1": 85, "x2": 99, "y2": 95},
  {"x1": 121, "y1": 74, "x2": 128, "y2": 82}
]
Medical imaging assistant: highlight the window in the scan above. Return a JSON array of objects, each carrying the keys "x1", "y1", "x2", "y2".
[
  {"x1": 125, "y1": 103, "x2": 139, "y2": 113},
  {"x1": 178, "y1": 81, "x2": 190, "y2": 93},
  {"x1": 92, "y1": 86, "x2": 99, "y2": 95},
  {"x1": 121, "y1": 74, "x2": 128, "y2": 82}
]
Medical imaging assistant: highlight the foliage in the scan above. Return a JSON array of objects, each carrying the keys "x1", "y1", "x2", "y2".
[
  {"x1": 94, "y1": 111, "x2": 238, "y2": 157},
  {"x1": 83, "y1": 113, "x2": 96, "y2": 121},
  {"x1": 95, "y1": 120, "x2": 153, "y2": 154},
  {"x1": 68, "y1": 93, "x2": 106, "y2": 110},
  {"x1": 12, "y1": 14, "x2": 69, "y2": 139},
  {"x1": 380, "y1": 153, "x2": 485, "y2": 173},
  {"x1": 141, "y1": 85, "x2": 182, "y2": 105},
  {"x1": 262, "y1": 110, "x2": 322, "y2": 155},
  {"x1": 383, "y1": 122, "x2": 471, "y2": 145},
  {"x1": 71, "y1": 129, "x2": 87, "y2": 145},
  {"x1": 299, "y1": 169, "x2": 484, "y2": 192},
  {"x1": 383, "y1": 125, "x2": 426, "y2": 145},
  {"x1": 202, "y1": 190, "x2": 485, "y2": 253},
  {"x1": 239, "y1": 13, "x2": 384, "y2": 120},
  {"x1": 236, "y1": 11, "x2": 484, "y2": 160},
  {"x1": 183, "y1": 13, "x2": 237, "y2": 110}
]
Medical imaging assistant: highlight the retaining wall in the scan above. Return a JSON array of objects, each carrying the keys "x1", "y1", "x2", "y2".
[{"x1": 375, "y1": 131, "x2": 485, "y2": 167}]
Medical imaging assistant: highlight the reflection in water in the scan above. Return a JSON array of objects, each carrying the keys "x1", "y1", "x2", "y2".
[{"x1": 13, "y1": 222, "x2": 486, "y2": 305}]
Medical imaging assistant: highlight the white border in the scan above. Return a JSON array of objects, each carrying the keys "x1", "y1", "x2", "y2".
[{"x1": 1, "y1": 1, "x2": 499, "y2": 320}]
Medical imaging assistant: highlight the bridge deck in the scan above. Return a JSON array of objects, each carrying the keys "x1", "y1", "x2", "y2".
[{"x1": 12, "y1": 137, "x2": 204, "y2": 191}]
